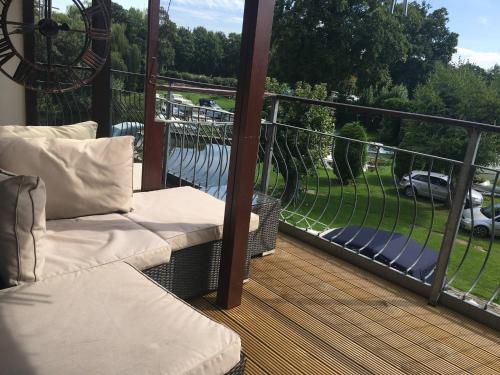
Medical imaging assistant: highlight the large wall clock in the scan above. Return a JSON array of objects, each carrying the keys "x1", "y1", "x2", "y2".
[{"x1": 0, "y1": 0, "x2": 111, "y2": 93}]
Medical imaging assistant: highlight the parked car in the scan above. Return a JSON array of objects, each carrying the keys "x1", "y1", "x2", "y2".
[
  {"x1": 172, "y1": 93, "x2": 194, "y2": 106},
  {"x1": 198, "y1": 99, "x2": 232, "y2": 121},
  {"x1": 199, "y1": 98, "x2": 222, "y2": 110},
  {"x1": 461, "y1": 203, "x2": 500, "y2": 237},
  {"x1": 399, "y1": 170, "x2": 484, "y2": 207}
]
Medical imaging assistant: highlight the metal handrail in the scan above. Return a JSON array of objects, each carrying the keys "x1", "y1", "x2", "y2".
[{"x1": 272, "y1": 94, "x2": 500, "y2": 133}]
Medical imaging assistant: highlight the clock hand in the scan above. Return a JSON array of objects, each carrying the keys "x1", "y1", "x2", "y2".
[{"x1": 8, "y1": 25, "x2": 38, "y2": 35}]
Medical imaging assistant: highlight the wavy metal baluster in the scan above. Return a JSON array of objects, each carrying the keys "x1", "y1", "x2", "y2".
[
  {"x1": 443, "y1": 167, "x2": 478, "y2": 287},
  {"x1": 373, "y1": 149, "x2": 401, "y2": 259},
  {"x1": 272, "y1": 128, "x2": 290, "y2": 220},
  {"x1": 463, "y1": 171, "x2": 499, "y2": 301},
  {"x1": 407, "y1": 158, "x2": 436, "y2": 277},
  {"x1": 191, "y1": 123, "x2": 201, "y2": 186},
  {"x1": 290, "y1": 132, "x2": 313, "y2": 225},
  {"x1": 389, "y1": 154, "x2": 418, "y2": 268},
  {"x1": 486, "y1": 284, "x2": 500, "y2": 310},
  {"x1": 328, "y1": 140, "x2": 359, "y2": 244},
  {"x1": 268, "y1": 143, "x2": 282, "y2": 198},
  {"x1": 300, "y1": 135, "x2": 328, "y2": 231},
  {"x1": 358, "y1": 146, "x2": 388, "y2": 254},
  {"x1": 345, "y1": 141, "x2": 372, "y2": 250},
  {"x1": 326, "y1": 136, "x2": 345, "y2": 230},
  {"x1": 281, "y1": 128, "x2": 300, "y2": 219}
]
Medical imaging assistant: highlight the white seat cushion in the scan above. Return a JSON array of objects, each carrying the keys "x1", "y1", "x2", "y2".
[
  {"x1": 0, "y1": 262, "x2": 241, "y2": 375},
  {"x1": 43, "y1": 214, "x2": 171, "y2": 278},
  {"x1": 126, "y1": 187, "x2": 259, "y2": 251}
]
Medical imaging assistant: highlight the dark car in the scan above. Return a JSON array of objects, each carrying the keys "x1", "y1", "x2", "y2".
[{"x1": 199, "y1": 98, "x2": 222, "y2": 110}]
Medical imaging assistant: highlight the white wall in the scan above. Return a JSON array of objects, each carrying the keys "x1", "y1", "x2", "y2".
[{"x1": 0, "y1": 0, "x2": 25, "y2": 125}]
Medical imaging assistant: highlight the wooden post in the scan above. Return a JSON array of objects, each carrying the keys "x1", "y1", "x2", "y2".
[
  {"x1": 141, "y1": 0, "x2": 163, "y2": 191},
  {"x1": 217, "y1": 0, "x2": 275, "y2": 309},
  {"x1": 91, "y1": 0, "x2": 112, "y2": 137},
  {"x1": 23, "y1": 0, "x2": 37, "y2": 125}
]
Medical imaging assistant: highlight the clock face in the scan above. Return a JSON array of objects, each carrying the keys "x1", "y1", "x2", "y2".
[{"x1": 0, "y1": 0, "x2": 111, "y2": 93}]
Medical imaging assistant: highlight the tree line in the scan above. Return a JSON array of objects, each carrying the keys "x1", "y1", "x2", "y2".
[
  {"x1": 109, "y1": 3, "x2": 241, "y2": 78},
  {"x1": 49, "y1": 1, "x2": 499, "y2": 171}
]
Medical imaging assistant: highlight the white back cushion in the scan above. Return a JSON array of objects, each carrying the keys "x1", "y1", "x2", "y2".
[
  {"x1": 0, "y1": 121, "x2": 97, "y2": 139},
  {"x1": 0, "y1": 136, "x2": 134, "y2": 219}
]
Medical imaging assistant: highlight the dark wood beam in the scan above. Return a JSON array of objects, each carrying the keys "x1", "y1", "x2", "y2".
[
  {"x1": 91, "y1": 0, "x2": 112, "y2": 137},
  {"x1": 217, "y1": 0, "x2": 275, "y2": 309},
  {"x1": 23, "y1": 0, "x2": 37, "y2": 125},
  {"x1": 141, "y1": 0, "x2": 163, "y2": 191},
  {"x1": 142, "y1": 120, "x2": 166, "y2": 191}
]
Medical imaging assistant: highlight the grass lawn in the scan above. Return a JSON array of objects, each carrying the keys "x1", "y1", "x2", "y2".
[
  {"x1": 264, "y1": 164, "x2": 499, "y2": 304},
  {"x1": 171, "y1": 92, "x2": 236, "y2": 112}
]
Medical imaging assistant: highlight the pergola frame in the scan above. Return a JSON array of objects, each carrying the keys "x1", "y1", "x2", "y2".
[{"x1": 141, "y1": 0, "x2": 275, "y2": 308}]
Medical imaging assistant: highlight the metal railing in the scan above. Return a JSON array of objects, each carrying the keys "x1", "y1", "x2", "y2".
[
  {"x1": 265, "y1": 96, "x2": 499, "y2": 324},
  {"x1": 110, "y1": 70, "x2": 235, "y2": 160},
  {"x1": 163, "y1": 119, "x2": 262, "y2": 198},
  {"x1": 161, "y1": 94, "x2": 499, "y2": 327},
  {"x1": 30, "y1": 70, "x2": 499, "y2": 327}
]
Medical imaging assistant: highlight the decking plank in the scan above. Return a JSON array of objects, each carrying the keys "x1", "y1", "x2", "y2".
[
  {"x1": 253, "y1": 254, "x2": 497, "y2": 374},
  {"x1": 190, "y1": 233, "x2": 500, "y2": 375},
  {"x1": 193, "y1": 298, "x2": 306, "y2": 374},
  {"x1": 278, "y1": 234, "x2": 500, "y2": 356},
  {"x1": 199, "y1": 293, "x2": 366, "y2": 375}
]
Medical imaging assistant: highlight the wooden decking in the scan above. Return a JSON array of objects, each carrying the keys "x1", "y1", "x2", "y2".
[{"x1": 192, "y1": 233, "x2": 500, "y2": 375}]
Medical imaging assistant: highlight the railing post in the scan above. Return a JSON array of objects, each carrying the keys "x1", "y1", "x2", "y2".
[
  {"x1": 259, "y1": 97, "x2": 279, "y2": 194},
  {"x1": 429, "y1": 128, "x2": 482, "y2": 305},
  {"x1": 163, "y1": 121, "x2": 171, "y2": 185}
]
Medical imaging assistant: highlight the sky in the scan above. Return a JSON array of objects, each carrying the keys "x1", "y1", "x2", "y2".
[{"x1": 54, "y1": 0, "x2": 500, "y2": 69}]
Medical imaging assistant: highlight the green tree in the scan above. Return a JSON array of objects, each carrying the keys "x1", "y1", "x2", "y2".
[
  {"x1": 157, "y1": 8, "x2": 176, "y2": 74},
  {"x1": 270, "y1": 0, "x2": 457, "y2": 95},
  {"x1": 174, "y1": 27, "x2": 195, "y2": 72},
  {"x1": 191, "y1": 27, "x2": 224, "y2": 75},
  {"x1": 390, "y1": 3, "x2": 458, "y2": 95},
  {"x1": 270, "y1": 0, "x2": 409, "y2": 90},
  {"x1": 396, "y1": 63, "x2": 500, "y2": 177},
  {"x1": 221, "y1": 33, "x2": 241, "y2": 77},
  {"x1": 333, "y1": 122, "x2": 368, "y2": 183}
]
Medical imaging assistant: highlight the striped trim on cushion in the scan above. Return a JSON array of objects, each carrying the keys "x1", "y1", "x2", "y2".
[{"x1": 0, "y1": 169, "x2": 46, "y2": 287}]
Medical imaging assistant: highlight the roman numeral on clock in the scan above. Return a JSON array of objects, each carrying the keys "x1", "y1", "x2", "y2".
[
  {"x1": 81, "y1": 49, "x2": 105, "y2": 71},
  {"x1": 12, "y1": 61, "x2": 34, "y2": 84},
  {"x1": 89, "y1": 27, "x2": 110, "y2": 40},
  {"x1": 0, "y1": 37, "x2": 15, "y2": 66}
]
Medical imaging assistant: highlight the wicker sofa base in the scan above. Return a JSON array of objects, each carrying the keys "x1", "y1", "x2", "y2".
[
  {"x1": 226, "y1": 353, "x2": 246, "y2": 374},
  {"x1": 248, "y1": 193, "x2": 280, "y2": 257},
  {"x1": 144, "y1": 235, "x2": 253, "y2": 300}
]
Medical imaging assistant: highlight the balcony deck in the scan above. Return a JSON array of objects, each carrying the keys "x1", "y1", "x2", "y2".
[{"x1": 192, "y1": 233, "x2": 500, "y2": 375}]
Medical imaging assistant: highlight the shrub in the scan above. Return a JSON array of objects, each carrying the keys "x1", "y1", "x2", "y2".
[{"x1": 334, "y1": 122, "x2": 368, "y2": 183}]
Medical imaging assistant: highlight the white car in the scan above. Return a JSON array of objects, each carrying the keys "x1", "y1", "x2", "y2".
[
  {"x1": 461, "y1": 203, "x2": 500, "y2": 237},
  {"x1": 399, "y1": 170, "x2": 484, "y2": 207}
]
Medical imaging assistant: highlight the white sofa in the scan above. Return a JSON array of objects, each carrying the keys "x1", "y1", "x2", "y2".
[
  {"x1": 0, "y1": 186, "x2": 255, "y2": 374},
  {"x1": 0, "y1": 125, "x2": 258, "y2": 374}
]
